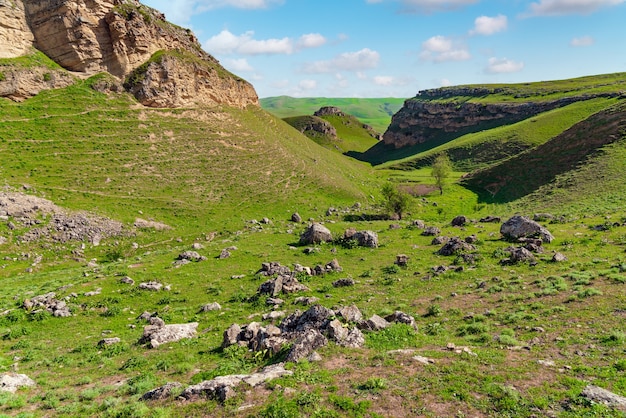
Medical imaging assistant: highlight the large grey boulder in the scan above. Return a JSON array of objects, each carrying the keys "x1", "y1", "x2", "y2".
[
  {"x1": 581, "y1": 385, "x2": 626, "y2": 412},
  {"x1": 299, "y1": 223, "x2": 333, "y2": 245},
  {"x1": 0, "y1": 373, "x2": 36, "y2": 393},
  {"x1": 285, "y1": 329, "x2": 328, "y2": 362},
  {"x1": 500, "y1": 215, "x2": 554, "y2": 243},
  {"x1": 437, "y1": 237, "x2": 476, "y2": 256},
  {"x1": 141, "y1": 322, "x2": 198, "y2": 348}
]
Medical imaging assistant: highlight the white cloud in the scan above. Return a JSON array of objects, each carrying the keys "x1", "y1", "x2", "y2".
[
  {"x1": 420, "y1": 35, "x2": 471, "y2": 62},
  {"x1": 439, "y1": 78, "x2": 452, "y2": 87},
  {"x1": 570, "y1": 36, "x2": 595, "y2": 46},
  {"x1": 485, "y1": 57, "x2": 524, "y2": 74},
  {"x1": 527, "y1": 0, "x2": 624, "y2": 16},
  {"x1": 366, "y1": 0, "x2": 478, "y2": 13},
  {"x1": 224, "y1": 58, "x2": 254, "y2": 72},
  {"x1": 470, "y1": 15, "x2": 508, "y2": 35},
  {"x1": 374, "y1": 76, "x2": 394, "y2": 86},
  {"x1": 297, "y1": 33, "x2": 327, "y2": 49},
  {"x1": 143, "y1": 0, "x2": 283, "y2": 25},
  {"x1": 204, "y1": 30, "x2": 327, "y2": 55},
  {"x1": 298, "y1": 79, "x2": 318, "y2": 90},
  {"x1": 302, "y1": 48, "x2": 381, "y2": 73}
]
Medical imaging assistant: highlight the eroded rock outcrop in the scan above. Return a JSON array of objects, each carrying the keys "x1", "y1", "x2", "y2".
[{"x1": 1, "y1": 0, "x2": 259, "y2": 107}]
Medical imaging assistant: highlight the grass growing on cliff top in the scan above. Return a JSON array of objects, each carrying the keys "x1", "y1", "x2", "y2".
[
  {"x1": 0, "y1": 48, "x2": 64, "y2": 70},
  {"x1": 416, "y1": 71, "x2": 626, "y2": 103},
  {"x1": 382, "y1": 97, "x2": 619, "y2": 171}
]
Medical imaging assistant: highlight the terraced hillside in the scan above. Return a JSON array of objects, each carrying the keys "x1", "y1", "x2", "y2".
[
  {"x1": 0, "y1": 77, "x2": 376, "y2": 234},
  {"x1": 356, "y1": 73, "x2": 626, "y2": 167}
]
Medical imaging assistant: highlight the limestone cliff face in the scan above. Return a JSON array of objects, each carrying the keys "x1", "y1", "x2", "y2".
[
  {"x1": 125, "y1": 52, "x2": 258, "y2": 108},
  {"x1": 0, "y1": 0, "x2": 34, "y2": 58},
  {"x1": 0, "y1": 0, "x2": 259, "y2": 108},
  {"x1": 383, "y1": 89, "x2": 619, "y2": 149},
  {"x1": 0, "y1": 66, "x2": 75, "y2": 101}
]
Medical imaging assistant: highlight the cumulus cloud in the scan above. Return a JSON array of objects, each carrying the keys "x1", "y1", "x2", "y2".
[
  {"x1": 374, "y1": 76, "x2": 395, "y2": 86},
  {"x1": 420, "y1": 35, "x2": 471, "y2": 62},
  {"x1": 366, "y1": 0, "x2": 478, "y2": 13},
  {"x1": 485, "y1": 57, "x2": 524, "y2": 74},
  {"x1": 527, "y1": 0, "x2": 624, "y2": 16},
  {"x1": 223, "y1": 58, "x2": 254, "y2": 72},
  {"x1": 297, "y1": 33, "x2": 327, "y2": 49},
  {"x1": 570, "y1": 36, "x2": 595, "y2": 46},
  {"x1": 298, "y1": 79, "x2": 318, "y2": 90},
  {"x1": 203, "y1": 30, "x2": 326, "y2": 55},
  {"x1": 470, "y1": 15, "x2": 508, "y2": 35},
  {"x1": 301, "y1": 48, "x2": 381, "y2": 73},
  {"x1": 143, "y1": 0, "x2": 283, "y2": 25}
]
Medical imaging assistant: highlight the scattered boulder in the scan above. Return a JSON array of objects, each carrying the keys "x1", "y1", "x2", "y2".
[
  {"x1": 218, "y1": 249, "x2": 231, "y2": 259},
  {"x1": 422, "y1": 226, "x2": 441, "y2": 236},
  {"x1": 139, "y1": 281, "x2": 164, "y2": 291},
  {"x1": 178, "y1": 251, "x2": 207, "y2": 262},
  {"x1": 200, "y1": 302, "x2": 221, "y2": 312},
  {"x1": 385, "y1": 311, "x2": 418, "y2": 330},
  {"x1": 411, "y1": 220, "x2": 426, "y2": 229},
  {"x1": 141, "y1": 382, "x2": 183, "y2": 401},
  {"x1": 177, "y1": 363, "x2": 293, "y2": 403},
  {"x1": 140, "y1": 321, "x2": 198, "y2": 348},
  {"x1": 437, "y1": 237, "x2": 476, "y2": 256},
  {"x1": 344, "y1": 229, "x2": 379, "y2": 248},
  {"x1": 22, "y1": 292, "x2": 71, "y2": 317},
  {"x1": 293, "y1": 296, "x2": 319, "y2": 306},
  {"x1": 359, "y1": 314, "x2": 390, "y2": 331},
  {"x1": 291, "y1": 213, "x2": 302, "y2": 223},
  {"x1": 581, "y1": 385, "x2": 626, "y2": 412},
  {"x1": 552, "y1": 252, "x2": 567, "y2": 262},
  {"x1": 502, "y1": 247, "x2": 536, "y2": 264},
  {"x1": 332, "y1": 278, "x2": 355, "y2": 288},
  {"x1": 120, "y1": 276, "x2": 135, "y2": 285},
  {"x1": 337, "y1": 305, "x2": 363, "y2": 323},
  {"x1": 451, "y1": 215, "x2": 468, "y2": 227},
  {"x1": 395, "y1": 254, "x2": 409, "y2": 267},
  {"x1": 533, "y1": 213, "x2": 555, "y2": 222},
  {"x1": 299, "y1": 223, "x2": 333, "y2": 245},
  {"x1": 431, "y1": 236, "x2": 449, "y2": 245},
  {"x1": 0, "y1": 373, "x2": 36, "y2": 393},
  {"x1": 479, "y1": 215, "x2": 501, "y2": 223},
  {"x1": 500, "y1": 215, "x2": 554, "y2": 243},
  {"x1": 285, "y1": 329, "x2": 327, "y2": 362},
  {"x1": 98, "y1": 337, "x2": 121, "y2": 347}
]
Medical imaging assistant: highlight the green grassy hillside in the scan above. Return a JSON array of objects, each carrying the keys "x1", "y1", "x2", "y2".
[
  {"x1": 0, "y1": 77, "x2": 377, "y2": 234},
  {"x1": 383, "y1": 97, "x2": 619, "y2": 171},
  {"x1": 463, "y1": 101, "x2": 626, "y2": 209},
  {"x1": 284, "y1": 112, "x2": 380, "y2": 154},
  {"x1": 260, "y1": 96, "x2": 405, "y2": 133}
]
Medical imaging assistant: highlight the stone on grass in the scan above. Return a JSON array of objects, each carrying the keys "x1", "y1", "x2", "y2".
[
  {"x1": 332, "y1": 278, "x2": 355, "y2": 288},
  {"x1": 299, "y1": 223, "x2": 333, "y2": 245},
  {"x1": 422, "y1": 226, "x2": 441, "y2": 236},
  {"x1": 581, "y1": 385, "x2": 626, "y2": 412},
  {"x1": 500, "y1": 215, "x2": 554, "y2": 243},
  {"x1": 0, "y1": 373, "x2": 36, "y2": 393},
  {"x1": 395, "y1": 254, "x2": 409, "y2": 267},
  {"x1": 360, "y1": 314, "x2": 389, "y2": 331},
  {"x1": 451, "y1": 215, "x2": 468, "y2": 227},
  {"x1": 98, "y1": 337, "x2": 121, "y2": 347},
  {"x1": 285, "y1": 329, "x2": 327, "y2": 362},
  {"x1": 291, "y1": 213, "x2": 302, "y2": 223},
  {"x1": 552, "y1": 252, "x2": 567, "y2": 262},
  {"x1": 139, "y1": 281, "x2": 163, "y2": 291},
  {"x1": 141, "y1": 322, "x2": 198, "y2": 348},
  {"x1": 141, "y1": 382, "x2": 183, "y2": 401},
  {"x1": 200, "y1": 302, "x2": 222, "y2": 312},
  {"x1": 337, "y1": 304, "x2": 363, "y2": 323},
  {"x1": 437, "y1": 237, "x2": 476, "y2": 256}
]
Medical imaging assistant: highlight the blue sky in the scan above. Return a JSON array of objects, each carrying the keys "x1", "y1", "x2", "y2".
[{"x1": 142, "y1": 0, "x2": 626, "y2": 98}]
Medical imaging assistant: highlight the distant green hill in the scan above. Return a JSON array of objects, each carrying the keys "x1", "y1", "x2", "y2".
[
  {"x1": 260, "y1": 96, "x2": 405, "y2": 133},
  {"x1": 284, "y1": 110, "x2": 380, "y2": 154}
]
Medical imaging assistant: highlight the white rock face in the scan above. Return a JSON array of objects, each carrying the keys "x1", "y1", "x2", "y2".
[{"x1": 0, "y1": 0, "x2": 34, "y2": 58}]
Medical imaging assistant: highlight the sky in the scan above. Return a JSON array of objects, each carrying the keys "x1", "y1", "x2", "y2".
[{"x1": 141, "y1": 0, "x2": 626, "y2": 98}]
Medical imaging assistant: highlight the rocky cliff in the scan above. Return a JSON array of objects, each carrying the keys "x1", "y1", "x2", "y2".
[
  {"x1": 383, "y1": 88, "x2": 619, "y2": 149},
  {"x1": 0, "y1": 0, "x2": 258, "y2": 107}
]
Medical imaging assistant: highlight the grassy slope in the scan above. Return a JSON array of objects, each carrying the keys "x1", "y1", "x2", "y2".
[
  {"x1": 2, "y1": 74, "x2": 626, "y2": 418},
  {"x1": 260, "y1": 96, "x2": 406, "y2": 133},
  {"x1": 463, "y1": 101, "x2": 626, "y2": 211},
  {"x1": 284, "y1": 114, "x2": 380, "y2": 154},
  {"x1": 383, "y1": 97, "x2": 619, "y2": 171},
  {"x1": 0, "y1": 78, "x2": 377, "y2": 233}
]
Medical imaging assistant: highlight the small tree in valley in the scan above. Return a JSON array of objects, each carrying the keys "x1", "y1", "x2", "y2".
[
  {"x1": 431, "y1": 154, "x2": 452, "y2": 195},
  {"x1": 381, "y1": 183, "x2": 410, "y2": 220}
]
